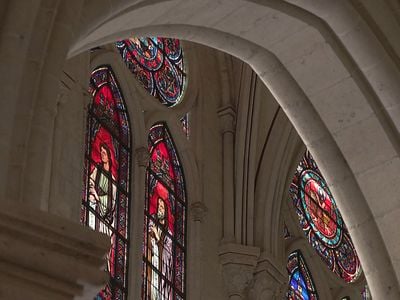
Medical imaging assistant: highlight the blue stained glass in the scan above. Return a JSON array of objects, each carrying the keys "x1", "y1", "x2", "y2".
[
  {"x1": 287, "y1": 250, "x2": 318, "y2": 300},
  {"x1": 362, "y1": 285, "x2": 371, "y2": 299}
]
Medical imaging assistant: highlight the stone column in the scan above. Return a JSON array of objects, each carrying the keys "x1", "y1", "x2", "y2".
[
  {"x1": 218, "y1": 106, "x2": 236, "y2": 243},
  {"x1": 248, "y1": 252, "x2": 287, "y2": 300},
  {"x1": 135, "y1": 146, "x2": 150, "y2": 169},
  {"x1": 21, "y1": 0, "x2": 85, "y2": 209},
  {"x1": 0, "y1": 200, "x2": 109, "y2": 300},
  {"x1": 219, "y1": 243, "x2": 260, "y2": 299},
  {"x1": 189, "y1": 201, "x2": 208, "y2": 300},
  {"x1": 129, "y1": 146, "x2": 150, "y2": 298}
]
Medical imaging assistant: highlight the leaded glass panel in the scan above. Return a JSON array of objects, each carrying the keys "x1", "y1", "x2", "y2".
[
  {"x1": 142, "y1": 123, "x2": 186, "y2": 299},
  {"x1": 287, "y1": 250, "x2": 318, "y2": 300},
  {"x1": 116, "y1": 37, "x2": 186, "y2": 107},
  {"x1": 81, "y1": 65, "x2": 131, "y2": 300},
  {"x1": 289, "y1": 151, "x2": 361, "y2": 283}
]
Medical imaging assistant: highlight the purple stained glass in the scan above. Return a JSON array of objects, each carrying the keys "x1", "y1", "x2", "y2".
[
  {"x1": 142, "y1": 122, "x2": 186, "y2": 299},
  {"x1": 115, "y1": 37, "x2": 186, "y2": 107},
  {"x1": 81, "y1": 65, "x2": 131, "y2": 300},
  {"x1": 362, "y1": 285, "x2": 371, "y2": 300},
  {"x1": 287, "y1": 250, "x2": 318, "y2": 300},
  {"x1": 289, "y1": 151, "x2": 361, "y2": 283}
]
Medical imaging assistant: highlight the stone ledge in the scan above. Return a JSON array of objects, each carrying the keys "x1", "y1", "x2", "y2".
[
  {"x1": 0, "y1": 201, "x2": 110, "y2": 299},
  {"x1": 219, "y1": 243, "x2": 260, "y2": 266}
]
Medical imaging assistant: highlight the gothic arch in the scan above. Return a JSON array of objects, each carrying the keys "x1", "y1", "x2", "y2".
[
  {"x1": 66, "y1": 3, "x2": 400, "y2": 298},
  {"x1": 1, "y1": 1, "x2": 399, "y2": 298},
  {"x1": 89, "y1": 48, "x2": 201, "y2": 299},
  {"x1": 285, "y1": 238, "x2": 331, "y2": 300}
]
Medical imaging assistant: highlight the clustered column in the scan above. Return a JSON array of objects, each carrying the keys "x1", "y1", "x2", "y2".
[{"x1": 218, "y1": 106, "x2": 236, "y2": 242}]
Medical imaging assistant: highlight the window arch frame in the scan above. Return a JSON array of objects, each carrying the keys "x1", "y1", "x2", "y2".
[
  {"x1": 142, "y1": 121, "x2": 188, "y2": 300},
  {"x1": 287, "y1": 249, "x2": 319, "y2": 300},
  {"x1": 288, "y1": 150, "x2": 362, "y2": 284},
  {"x1": 81, "y1": 64, "x2": 133, "y2": 299}
]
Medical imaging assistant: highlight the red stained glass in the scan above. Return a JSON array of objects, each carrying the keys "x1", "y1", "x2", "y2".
[
  {"x1": 142, "y1": 123, "x2": 186, "y2": 299},
  {"x1": 82, "y1": 65, "x2": 131, "y2": 300},
  {"x1": 289, "y1": 151, "x2": 361, "y2": 283},
  {"x1": 116, "y1": 37, "x2": 186, "y2": 107}
]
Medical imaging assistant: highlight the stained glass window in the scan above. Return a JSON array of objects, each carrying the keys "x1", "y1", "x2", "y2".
[
  {"x1": 142, "y1": 122, "x2": 186, "y2": 299},
  {"x1": 287, "y1": 250, "x2": 318, "y2": 300},
  {"x1": 180, "y1": 113, "x2": 190, "y2": 139},
  {"x1": 116, "y1": 37, "x2": 186, "y2": 107},
  {"x1": 284, "y1": 222, "x2": 291, "y2": 239},
  {"x1": 289, "y1": 151, "x2": 361, "y2": 283},
  {"x1": 81, "y1": 65, "x2": 131, "y2": 300},
  {"x1": 362, "y1": 285, "x2": 371, "y2": 299}
]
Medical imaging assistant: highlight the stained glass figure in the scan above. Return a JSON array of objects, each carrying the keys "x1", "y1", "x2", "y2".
[
  {"x1": 116, "y1": 37, "x2": 186, "y2": 107},
  {"x1": 81, "y1": 65, "x2": 131, "y2": 300},
  {"x1": 180, "y1": 113, "x2": 190, "y2": 139},
  {"x1": 142, "y1": 123, "x2": 186, "y2": 299},
  {"x1": 289, "y1": 151, "x2": 361, "y2": 283},
  {"x1": 287, "y1": 250, "x2": 318, "y2": 300}
]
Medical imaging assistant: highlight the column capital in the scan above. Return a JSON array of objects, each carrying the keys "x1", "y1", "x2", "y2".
[
  {"x1": 190, "y1": 201, "x2": 208, "y2": 222},
  {"x1": 0, "y1": 200, "x2": 109, "y2": 299},
  {"x1": 135, "y1": 146, "x2": 150, "y2": 167},
  {"x1": 219, "y1": 243, "x2": 260, "y2": 298},
  {"x1": 248, "y1": 252, "x2": 287, "y2": 300},
  {"x1": 217, "y1": 105, "x2": 236, "y2": 133}
]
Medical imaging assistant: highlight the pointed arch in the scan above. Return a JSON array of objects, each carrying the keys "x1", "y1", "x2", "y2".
[
  {"x1": 81, "y1": 65, "x2": 132, "y2": 299},
  {"x1": 289, "y1": 151, "x2": 361, "y2": 283},
  {"x1": 287, "y1": 250, "x2": 318, "y2": 300},
  {"x1": 142, "y1": 122, "x2": 187, "y2": 299},
  {"x1": 116, "y1": 37, "x2": 186, "y2": 107}
]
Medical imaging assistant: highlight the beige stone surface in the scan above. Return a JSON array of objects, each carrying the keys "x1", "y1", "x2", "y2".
[{"x1": 1, "y1": 0, "x2": 400, "y2": 299}]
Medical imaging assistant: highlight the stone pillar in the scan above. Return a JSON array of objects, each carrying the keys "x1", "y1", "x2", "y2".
[
  {"x1": 219, "y1": 243, "x2": 260, "y2": 299},
  {"x1": 0, "y1": 200, "x2": 109, "y2": 300},
  {"x1": 248, "y1": 252, "x2": 287, "y2": 300},
  {"x1": 21, "y1": 0, "x2": 85, "y2": 209},
  {"x1": 135, "y1": 146, "x2": 150, "y2": 169},
  {"x1": 189, "y1": 201, "x2": 208, "y2": 300},
  {"x1": 129, "y1": 146, "x2": 150, "y2": 298},
  {"x1": 218, "y1": 106, "x2": 236, "y2": 243}
]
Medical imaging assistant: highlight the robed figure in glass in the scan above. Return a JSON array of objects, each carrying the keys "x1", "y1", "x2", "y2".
[
  {"x1": 88, "y1": 142, "x2": 117, "y2": 236},
  {"x1": 82, "y1": 66, "x2": 131, "y2": 300},
  {"x1": 147, "y1": 196, "x2": 173, "y2": 300},
  {"x1": 143, "y1": 123, "x2": 186, "y2": 300}
]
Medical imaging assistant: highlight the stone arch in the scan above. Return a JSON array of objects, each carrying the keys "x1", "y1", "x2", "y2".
[{"x1": 63, "y1": 1, "x2": 400, "y2": 298}]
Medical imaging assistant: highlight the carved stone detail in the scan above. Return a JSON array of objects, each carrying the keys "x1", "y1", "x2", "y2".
[
  {"x1": 248, "y1": 252, "x2": 287, "y2": 300},
  {"x1": 135, "y1": 146, "x2": 150, "y2": 167},
  {"x1": 218, "y1": 106, "x2": 236, "y2": 134},
  {"x1": 190, "y1": 201, "x2": 208, "y2": 222},
  {"x1": 219, "y1": 243, "x2": 260, "y2": 298}
]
